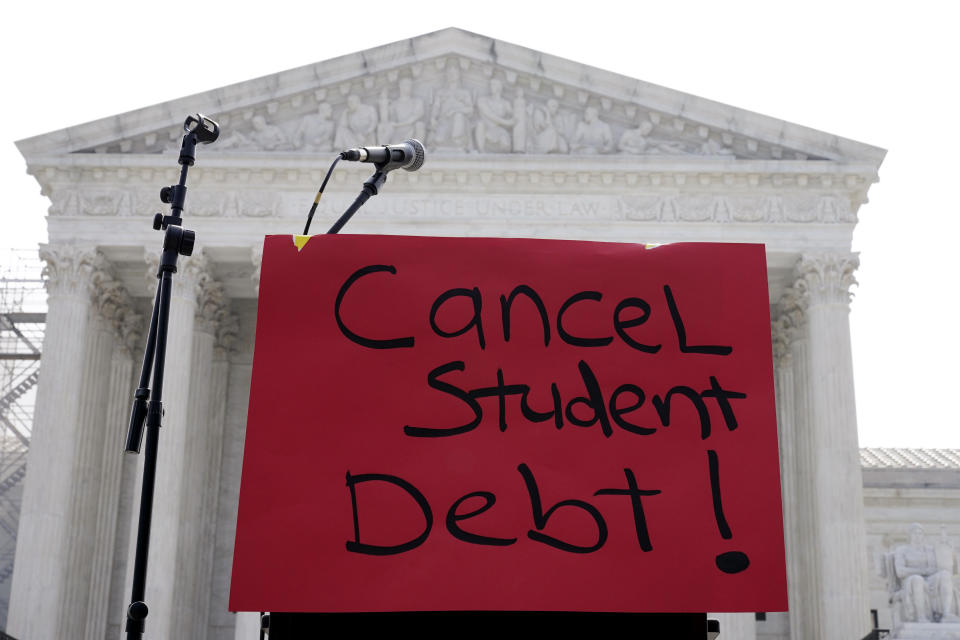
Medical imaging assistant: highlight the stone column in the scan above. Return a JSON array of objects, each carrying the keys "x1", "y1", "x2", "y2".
[
  {"x1": 206, "y1": 316, "x2": 238, "y2": 640},
  {"x1": 234, "y1": 612, "x2": 260, "y2": 640},
  {"x1": 119, "y1": 252, "x2": 236, "y2": 639},
  {"x1": 170, "y1": 273, "x2": 235, "y2": 639},
  {"x1": 8, "y1": 245, "x2": 110, "y2": 639},
  {"x1": 104, "y1": 309, "x2": 143, "y2": 640},
  {"x1": 214, "y1": 357, "x2": 252, "y2": 640},
  {"x1": 800, "y1": 253, "x2": 870, "y2": 640},
  {"x1": 84, "y1": 292, "x2": 141, "y2": 640},
  {"x1": 59, "y1": 262, "x2": 118, "y2": 636},
  {"x1": 772, "y1": 295, "x2": 811, "y2": 639},
  {"x1": 123, "y1": 250, "x2": 204, "y2": 640},
  {"x1": 778, "y1": 254, "x2": 870, "y2": 640}
]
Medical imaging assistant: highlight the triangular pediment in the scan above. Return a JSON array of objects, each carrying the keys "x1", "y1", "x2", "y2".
[{"x1": 17, "y1": 28, "x2": 884, "y2": 167}]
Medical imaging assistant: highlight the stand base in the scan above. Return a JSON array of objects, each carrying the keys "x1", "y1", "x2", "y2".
[{"x1": 266, "y1": 612, "x2": 709, "y2": 638}]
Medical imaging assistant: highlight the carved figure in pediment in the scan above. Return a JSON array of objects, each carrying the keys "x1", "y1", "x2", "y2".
[
  {"x1": 215, "y1": 131, "x2": 245, "y2": 150},
  {"x1": 334, "y1": 95, "x2": 379, "y2": 150},
  {"x1": 699, "y1": 136, "x2": 735, "y2": 156},
  {"x1": 293, "y1": 103, "x2": 335, "y2": 152},
  {"x1": 475, "y1": 79, "x2": 515, "y2": 153},
  {"x1": 882, "y1": 524, "x2": 960, "y2": 627},
  {"x1": 251, "y1": 116, "x2": 289, "y2": 151},
  {"x1": 429, "y1": 67, "x2": 473, "y2": 152},
  {"x1": 571, "y1": 107, "x2": 613, "y2": 154},
  {"x1": 217, "y1": 115, "x2": 288, "y2": 151},
  {"x1": 377, "y1": 78, "x2": 426, "y2": 143},
  {"x1": 529, "y1": 99, "x2": 569, "y2": 154},
  {"x1": 618, "y1": 120, "x2": 688, "y2": 155},
  {"x1": 512, "y1": 89, "x2": 527, "y2": 152}
]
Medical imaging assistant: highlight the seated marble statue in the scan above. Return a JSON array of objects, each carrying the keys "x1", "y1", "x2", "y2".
[
  {"x1": 293, "y1": 103, "x2": 335, "y2": 152},
  {"x1": 334, "y1": 95, "x2": 378, "y2": 150},
  {"x1": 571, "y1": 107, "x2": 613, "y2": 154},
  {"x1": 217, "y1": 115, "x2": 288, "y2": 151},
  {"x1": 618, "y1": 120, "x2": 688, "y2": 155},
  {"x1": 891, "y1": 524, "x2": 959, "y2": 623}
]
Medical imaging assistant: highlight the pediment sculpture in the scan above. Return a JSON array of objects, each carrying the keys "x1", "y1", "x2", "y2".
[
  {"x1": 91, "y1": 57, "x2": 822, "y2": 160},
  {"x1": 206, "y1": 70, "x2": 740, "y2": 158}
]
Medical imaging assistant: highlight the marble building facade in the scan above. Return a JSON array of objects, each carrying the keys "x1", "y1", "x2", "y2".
[{"x1": 8, "y1": 28, "x2": 904, "y2": 640}]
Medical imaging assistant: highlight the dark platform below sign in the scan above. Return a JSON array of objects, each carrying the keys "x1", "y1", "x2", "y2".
[{"x1": 267, "y1": 612, "x2": 710, "y2": 638}]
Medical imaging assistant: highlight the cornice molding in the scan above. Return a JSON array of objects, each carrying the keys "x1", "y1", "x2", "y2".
[
  {"x1": 31, "y1": 151, "x2": 878, "y2": 226},
  {"x1": 25, "y1": 151, "x2": 882, "y2": 177}
]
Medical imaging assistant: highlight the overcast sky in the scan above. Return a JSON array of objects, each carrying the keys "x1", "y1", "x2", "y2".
[{"x1": 2, "y1": 0, "x2": 957, "y2": 449}]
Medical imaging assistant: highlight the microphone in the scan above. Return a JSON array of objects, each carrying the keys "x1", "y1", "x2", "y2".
[{"x1": 339, "y1": 139, "x2": 425, "y2": 172}]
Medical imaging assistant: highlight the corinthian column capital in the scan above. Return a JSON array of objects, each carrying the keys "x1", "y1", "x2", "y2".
[
  {"x1": 163, "y1": 251, "x2": 236, "y2": 351},
  {"x1": 771, "y1": 315, "x2": 795, "y2": 368},
  {"x1": 195, "y1": 273, "x2": 228, "y2": 335},
  {"x1": 74, "y1": 251, "x2": 142, "y2": 353},
  {"x1": 91, "y1": 265, "x2": 126, "y2": 323},
  {"x1": 772, "y1": 270, "x2": 811, "y2": 367},
  {"x1": 215, "y1": 311, "x2": 240, "y2": 358},
  {"x1": 117, "y1": 305, "x2": 144, "y2": 355},
  {"x1": 180, "y1": 251, "x2": 212, "y2": 296},
  {"x1": 795, "y1": 252, "x2": 859, "y2": 306},
  {"x1": 203, "y1": 284, "x2": 239, "y2": 358},
  {"x1": 39, "y1": 243, "x2": 102, "y2": 297},
  {"x1": 144, "y1": 248, "x2": 210, "y2": 305}
]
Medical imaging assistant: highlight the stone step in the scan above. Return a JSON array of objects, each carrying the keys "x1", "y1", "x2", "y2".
[{"x1": 895, "y1": 622, "x2": 960, "y2": 639}]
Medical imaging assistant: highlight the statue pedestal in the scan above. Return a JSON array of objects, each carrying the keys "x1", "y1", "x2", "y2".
[{"x1": 895, "y1": 622, "x2": 960, "y2": 639}]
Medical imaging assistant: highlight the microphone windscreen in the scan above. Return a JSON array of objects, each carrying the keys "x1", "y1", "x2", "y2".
[{"x1": 404, "y1": 139, "x2": 425, "y2": 172}]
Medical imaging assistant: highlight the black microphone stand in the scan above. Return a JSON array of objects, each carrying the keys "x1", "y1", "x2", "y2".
[
  {"x1": 327, "y1": 170, "x2": 388, "y2": 234},
  {"x1": 122, "y1": 114, "x2": 219, "y2": 640},
  {"x1": 304, "y1": 139, "x2": 424, "y2": 236}
]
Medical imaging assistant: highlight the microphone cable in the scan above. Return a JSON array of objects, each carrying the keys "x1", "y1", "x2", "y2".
[{"x1": 302, "y1": 154, "x2": 341, "y2": 235}]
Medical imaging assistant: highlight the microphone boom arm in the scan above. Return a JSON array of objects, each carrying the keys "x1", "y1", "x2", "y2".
[
  {"x1": 327, "y1": 169, "x2": 388, "y2": 234},
  {"x1": 317, "y1": 139, "x2": 425, "y2": 235}
]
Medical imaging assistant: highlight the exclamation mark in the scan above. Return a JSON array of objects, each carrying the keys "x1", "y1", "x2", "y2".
[{"x1": 708, "y1": 449, "x2": 750, "y2": 574}]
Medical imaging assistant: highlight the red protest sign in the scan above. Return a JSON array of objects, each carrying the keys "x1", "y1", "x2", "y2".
[{"x1": 230, "y1": 235, "x2": 786, "y2": 614}]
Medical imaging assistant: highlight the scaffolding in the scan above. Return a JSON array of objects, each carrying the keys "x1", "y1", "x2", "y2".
[{"x1": 0, "y1": 249, "x2": 44, "y2": 628}]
